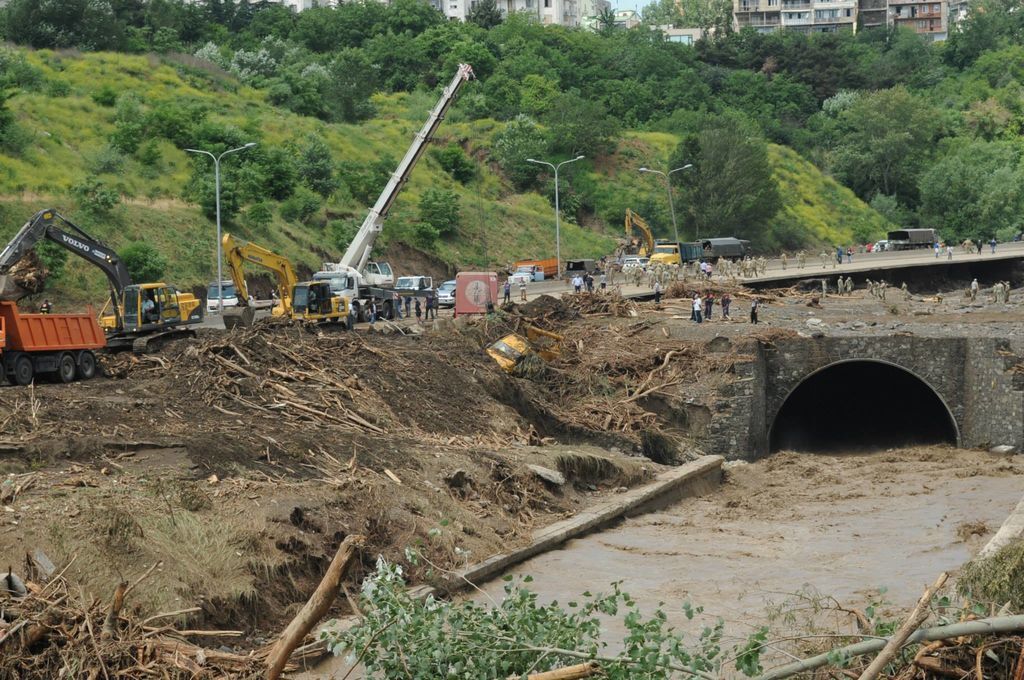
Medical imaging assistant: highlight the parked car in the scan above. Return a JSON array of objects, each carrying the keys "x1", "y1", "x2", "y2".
[
  {"x1": 621, "y1": 256, "x2": 650, "y2": 271},
  {"x1": 873, "y1": 240, "x2": 889, "y2": 252},
  {"x1": 436, "y1": 280, "x2": 456, "y2": 307},
  {"x1": 206, "y1": 280, "x2": 239, "y2": 313},
  {"x1": 509, "y1": 266, "x2": 539, "y2": 286}
]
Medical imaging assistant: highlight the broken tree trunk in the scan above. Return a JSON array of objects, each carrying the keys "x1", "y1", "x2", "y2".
[
  {"x1": 101, "y1": 581, "x2": 128, "y2": 639},
  {"x1": 510, "y1": 661, "x2": 601, "y2": 679},
  {"x1": 857, "y1": 572, "x2": 948, "y2": 680},
  {"x1": 265, "y1": 534, "x2": 364, "y2": 680}
]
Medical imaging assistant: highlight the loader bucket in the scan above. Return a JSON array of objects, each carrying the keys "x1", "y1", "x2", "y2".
[{"x1": 222, "y1": 305, "x2": 256, "y2": 329}]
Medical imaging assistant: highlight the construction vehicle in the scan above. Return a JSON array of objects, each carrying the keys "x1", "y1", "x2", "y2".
[
  {"x1": 221, "y1": 234, "x2": 351, "y2": 330},
  {"x1": 700, "y1": 237, "x2": 751, "y2": 262},
  {"x1": 0, "y1": 301, "x2": 106, "y2": 385},
  {"x1": 0, "y1": 209, "x2": 202, "y2": 352},
  {"x1": 487, "y1": 325, "x2": 564, "y2": 375},
  {"x1": 320, "y1": 63, "x2": 475, "y2": 318},
  {"x1": 625, "y1": 209, "x2": 655, "y2": 258}
]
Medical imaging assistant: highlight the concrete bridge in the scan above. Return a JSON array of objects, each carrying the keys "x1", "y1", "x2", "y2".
[{"x1": 707, "y1": 335, "x2": 1024, "y2": 459}]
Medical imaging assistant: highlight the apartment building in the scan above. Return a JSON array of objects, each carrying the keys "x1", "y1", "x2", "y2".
[
  {"x1": 734, "y1": 0, "x2": 854, "y2": 32},
  {"x1": 734, "y1": 0, "x2": 961, "y2": 38},
  {"x1": 439, "y1": 0, "x2": 601, "y2": 25},
  {"x1": 890, "y1": 0, "x2": 947, "y2": 38}
]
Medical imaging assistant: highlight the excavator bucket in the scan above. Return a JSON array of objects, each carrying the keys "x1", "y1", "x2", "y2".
[
  {"x1": 0, "y1": 275, "x2": 28, "y2": 302},
  {"x1": 222, "y1": 305, "x2": 256, "y2": 329},
  {"x1": 0, "y1": 251, "x2": 48, "y2": 302}
]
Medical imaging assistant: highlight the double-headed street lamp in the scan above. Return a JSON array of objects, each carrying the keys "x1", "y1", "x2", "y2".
[
  {"x1": 186, "y1": 142, "x2": 257, "y2": 314},
  {"x1": 639, "y1": 163, "x2": 693, "y2": 243},
  {"x1": 527, "y1": 155, "x2": 585, "y2": 279}
]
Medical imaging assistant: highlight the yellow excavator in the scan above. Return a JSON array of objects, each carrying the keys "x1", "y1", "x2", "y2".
[
  {"x1": 487, "y1": 325, "x2": 564, "y2": 375},
  {"x1": 221, "y1": 234, "x2": 351, "y2": 330},
  {"x1": 625, "y1": 209, "x2": 655, "y2": 258}
]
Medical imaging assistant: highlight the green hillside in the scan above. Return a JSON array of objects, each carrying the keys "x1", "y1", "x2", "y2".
[{"x1": 0, "y1": 48, "x2": 888, "y2": 305}]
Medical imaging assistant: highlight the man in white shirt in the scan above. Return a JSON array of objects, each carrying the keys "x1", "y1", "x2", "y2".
[{"x1": 692, "y1": 294, "x2": 703, "y2": 323}]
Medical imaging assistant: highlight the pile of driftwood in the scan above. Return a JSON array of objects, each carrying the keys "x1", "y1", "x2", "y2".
[
  {"x1": 0, "y1": 251, "x2": 48, "y2": 301},
  {"x1": 561, "y1": 291, "x2": 639, "y2": 317},
  {"x1": 1, "y1": 537, "x2": 364, "y2": 679}
]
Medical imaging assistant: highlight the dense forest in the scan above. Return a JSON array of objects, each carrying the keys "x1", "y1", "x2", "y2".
[{"x1": 2, "y1": 0, "x2": 1024, "y2": 277}]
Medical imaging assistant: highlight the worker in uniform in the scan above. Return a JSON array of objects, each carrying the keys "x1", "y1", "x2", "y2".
[
  {"x1": 820, "y1": 251, "x2": 829, "y2": 269},
  {"x1": 836, "y1": 276, "x2": 845, "y2": 296},
  {"x1": 797, "y1": 251, "x2": 806, "y2": 269},
  {"x1": 780, "y1": 252, "x2": 787, "y2": 270},
  {"x1": 39, "y1": 299, "x2": 53, "y2": 314},
  {"x1": 845, "y1": 277, "x2": 853, "y2": 295},
  {"x1": 970, "y1": 278, "x2": 979, "y2": 302},
  {"x1": 992, "y1": 282, "x2": 1004, "y2": 304},
  {"x1": 821, "y1": 279, "x2": 827, "y2": 298},
  {"x1": 901, "y1": 282, "x2": 910, "y2": 300}
]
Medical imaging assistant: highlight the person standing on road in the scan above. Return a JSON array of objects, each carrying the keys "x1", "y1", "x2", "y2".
[
  {"x1": 503, "y1": 280, "x2": 511, "y2": 304},
  {"x1": 599, "y1": 271, "x2": 607, "y2": 291},
  {"x1": 572, "y1": 274, "x2": 583, "y2": 293},
  {"x1": 692, "y1": 293, "x2": 703, "y2": 323},
  {"x1": 519, "y1": 279, "x2": 528, "y2": 302},
  {"x1": 750, "y1": 298, "x2": 759, "y2": 324},
  {"x1": 425, "y1": 292, "x2": 436, "y2": 320},
  {"x1": 990, "y1": 237, "x2": 998, "y2": 254},
  {"x1": 404, "y1": 295, "x2": 412, "y2": 317},
  {"x1": 780, "y1": 252, "x2": 788, "y2": 270},
  {"x1": 653, "y1": 280, "x2": 662, "y2": 306},
  {"x1": 971, "y1": 278, "x2": 979, "y2": 302},
  {"x1": 704, "y1": 292, "x2": 715, "y2": 320},
  {"x1": 721, "y1": 293, "x2": 732, "y2": 319},
  {"x1": 846, "y1": 247, "x2": 853, "y2": 264},
  {"x1": 947, "y1": 244, "x2": 954, "y2": 260},
  {"x1": 934, "y1": 242, "x2": 941, "y2": 258},
  {"x1": 414, "y1": 297, "x2": 422, "y2": 322}
]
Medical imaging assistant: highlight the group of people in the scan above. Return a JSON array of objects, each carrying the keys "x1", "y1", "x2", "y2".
[
  {"x1": 686, "y1": 291, "x2": 760, "y2": 323},
  {"x1": 969, "y1": 278, "x2": 1013, "y2": 304},
  {"x1": 570, "y1": 271, "x2": 608, "y2": 293}
]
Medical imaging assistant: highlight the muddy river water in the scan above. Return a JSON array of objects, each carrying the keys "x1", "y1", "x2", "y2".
[{"x1": 476, "y1": 447, "x2": 1023, "y2": 646}]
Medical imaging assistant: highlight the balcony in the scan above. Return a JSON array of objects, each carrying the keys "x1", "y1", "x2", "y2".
[
  {"x1": 782, "y1": 1, "x2": 811, "y2": 9},
  {"x1": 737, "y1": 15, "x2": 782, "y2": 25},
  {"x1": 783, "y1": 13, "x2": 813, "y2": 24}
]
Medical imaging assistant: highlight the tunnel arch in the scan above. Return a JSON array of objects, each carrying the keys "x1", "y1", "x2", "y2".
[{"x1": 768, "y1": 359, "x2": 960, "y2": 453}]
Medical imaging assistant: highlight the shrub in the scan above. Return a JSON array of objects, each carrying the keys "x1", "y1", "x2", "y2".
[
  {"x1": 298, "y1": 135, "x2": 338, "y2": 198},
  {"x1": 491, "y1": 115, "x2": 548, "y2": 191},
  {"x1": 280, "y1": 187, "x2": 321, "y2": 224},
  {"x1": 329, "y1": 219, "x2": 360, "y2": 252},
  {"x1": 412, "y1": 221, "x2": 439, "y2": 248},
  {"x1": 91, "y1": 85, "x2": 118, "y2": 107},
  {"x1": 71, "y1": 176, "x2": 120, "y2": 215},
  {"x1": 119, "y1": 242, "x2": 168, "y2": 283},
  {"x1": 419, "y1": 188, "x2": 460, "y2": 237},
  {"x1": 135, "y1": 140, "x2": 162, "y2": 168},
  {"x1": 85, "y1": 145, "x2": 126, "y2": 175},
  {"x1": 245, "y1": 202, "x2": 275, "y2": 231},
  {"x1": 45, "y1": 79, "x2": 71, "y2": 97},
  {"x1": 434, "y1": 143, "x2": 475, "y2": 183}
]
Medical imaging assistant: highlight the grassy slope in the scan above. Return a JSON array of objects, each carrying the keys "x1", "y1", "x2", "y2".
[
  {"x1": 0, "y1": 49, "x2": 889, "y2": 307},
  {"x1": 768, "y1": 144, "x2": 894, "y2": 248}
]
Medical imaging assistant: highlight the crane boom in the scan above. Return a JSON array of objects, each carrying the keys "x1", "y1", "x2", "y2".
[{"x1": 336, "y1": 63, "x2": 475, "y2": 277}]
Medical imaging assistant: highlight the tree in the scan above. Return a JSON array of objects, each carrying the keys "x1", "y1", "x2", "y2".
[
  {"x1": 419, "y1": 188, "x2": 460, "y2": 237},
  {"x1": 5, "y1": 0, "x2": 123, "y2": 50},
  {"x1": 467, "y1": 0, "x2": 502, "y2": 29},
  {"x1": 434, "y1": 143, "x2": 475, "y2": 183},
  {"x1": 120, "y1": 242, "x2": 167, "y2": 282},
  {"x1": 543, "y1": 93, "x2": 619, "y2": 158},
  {"x1": 491, "y1": 115, "x2": 548, "y2": 191},
  {"x1": 325, "y1": 48, "x2": 378, "y2": 122},
  {"x1": 671, "y1": 115, "x2": 781, "y2": 244},
  {"x1": 830, "y1": 86, "x2": 938, "y2": 205},
  {"x1": 596, "y1": 7, "x2": 617, "y2": 35},
  {"x1": 641, "y1": 0, "x2": 683, "y2": 27},
  {"x1": 298, "y1": 135, "x2": 338, "y2": 198}
]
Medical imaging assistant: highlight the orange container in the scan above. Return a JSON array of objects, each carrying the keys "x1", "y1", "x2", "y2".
[
  {"x1": 0, "y1": 301, "x2": 106, "y2": 352},
  {"x1": 454, "y1": 272, "x2": 499, "y2": 317}
]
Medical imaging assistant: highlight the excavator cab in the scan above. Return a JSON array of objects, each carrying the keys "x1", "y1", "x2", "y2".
[
  {"x1": 112, "y1": 284, "x2": 201, "y2": 333},
  {"x1": 292, "y1": 281, "x2": 351, "y2": 328}
]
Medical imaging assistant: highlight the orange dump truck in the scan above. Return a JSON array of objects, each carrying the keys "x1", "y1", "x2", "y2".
[{"x1": 0, "y1": 301, "x2": 106, "y2": 385}]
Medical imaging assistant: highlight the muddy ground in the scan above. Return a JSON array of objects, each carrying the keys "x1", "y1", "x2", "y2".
[{"x1": 1, "y1": 280, "x2": 1021, "y2": 653}]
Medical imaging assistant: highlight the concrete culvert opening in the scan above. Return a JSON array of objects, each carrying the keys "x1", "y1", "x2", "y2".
[{"x1": 769, "y1": 360, "x2": 959, "y2": 452}]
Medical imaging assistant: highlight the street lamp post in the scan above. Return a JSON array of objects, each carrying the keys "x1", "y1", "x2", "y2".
[
  {"x1": 639, "y1": 164, "x2": 693, "y2": 243},
  {"x1": 185, "y1": 142, "x2": 257, "y2": 314},
  {"x1": 527, "y1": 155, "x2": 584, "y2": 279}
]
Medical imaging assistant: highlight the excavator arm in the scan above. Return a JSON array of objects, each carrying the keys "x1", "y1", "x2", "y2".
[
  {"x1": 221, "y1": 233, "x2": 299, "y2": 327},
  {"x1": 624, "y1": 209, "x2": 655, "y2": 258},
  {"x1": 335, "y1": 64, "x2": 475, "y2": 278},
  {"x1": 0, "y1": 209, "x2": 132, "y2": 326}
]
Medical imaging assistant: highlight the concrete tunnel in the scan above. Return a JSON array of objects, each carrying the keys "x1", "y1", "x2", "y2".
[{"x1": 768, "y1": 359, "x2": 960, "y2": 453}]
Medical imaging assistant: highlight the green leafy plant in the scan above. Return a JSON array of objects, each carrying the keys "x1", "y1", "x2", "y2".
[{"x1": 120, "y1": 242, "x2": 168, "y2": 283}]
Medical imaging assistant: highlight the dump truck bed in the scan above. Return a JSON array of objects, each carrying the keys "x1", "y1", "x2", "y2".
[{"x1": 0, "y1": 301, "x2": 106, "y2": 352}]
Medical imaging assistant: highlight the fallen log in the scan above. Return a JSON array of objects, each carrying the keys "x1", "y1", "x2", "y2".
[
  {"x1": 857, "y1": 572, "x2": 947, "y2": 680},
  {"x1": 509, "y1": 661, "x2": 601, "y2": 679},
  {"x1": 755, "y1": 614, "x2": 1024, "y2": 680},
  {"x1": 265, "y1": 534, "x2": 365, "y2": 680}
]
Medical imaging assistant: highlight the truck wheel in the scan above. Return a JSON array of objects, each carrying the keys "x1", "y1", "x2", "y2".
[
  {"x1": 58, "y1": 353, "x2": 76, "y2": 383},
  {"x1": 13, "y1": 355, "x2": 33, "y2": 386},
  {"x1": 78, "y1": 351, "x2": 97, "y2": 380}
]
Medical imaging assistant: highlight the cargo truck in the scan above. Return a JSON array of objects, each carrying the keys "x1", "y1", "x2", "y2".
[
  {"x1": 0, "y1": 301, "x2": 106, "y2": 385},
  {"x1": 887, "y1": 229, "x2": 937, "y2": 250}
]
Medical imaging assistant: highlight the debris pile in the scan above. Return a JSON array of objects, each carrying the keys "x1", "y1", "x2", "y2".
[{"x1": 0, "y1": 567, "x2": 277, "y2": 679}]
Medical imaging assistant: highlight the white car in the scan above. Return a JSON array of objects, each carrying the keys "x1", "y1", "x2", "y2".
[
  {"x1": 206, "y1": 280, "x2": 239, "y2": 313},
  {"x1": 621, "y1": 256, "x2": 650, "y2": 271},
  {"x1": 873, "y1": 240, "x2": 889, "y2": 252},
  {"x1": 508, "y1": 267, "x2": 537, "y2": 286},
  {"x1": 436, "y1": 280, "x2": 456, "y2": 307}
]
